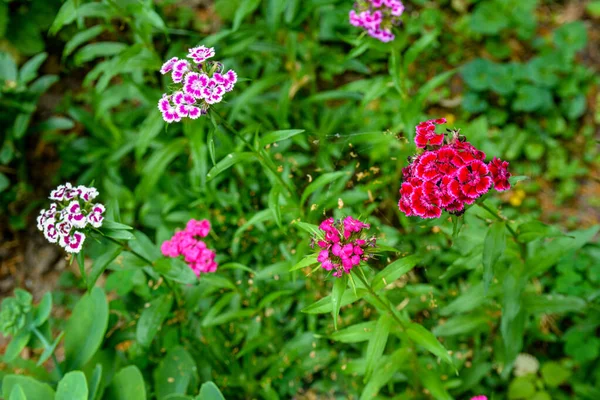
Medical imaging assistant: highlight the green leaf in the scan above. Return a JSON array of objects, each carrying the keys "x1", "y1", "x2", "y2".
[
  {"x1": 541, "y1": 362, "x2": 572, "y2": 387},
  {"x1": 195, "y1": 382, "x2": 225, "y2": 400},
  {"x1": 332, "y1": 275, "x2": 346, "y2": 330},
  {"x1": 63, "y1": 25, "x2": 105, "y2": 58},
  {"x1": 403, "y1": 32, "x2": 436, "y2": 69},
  {"x1": 462, "y1": 58, "x2": 492, "y2": 91},
  {"x1": 56, "y1": 371, "x2": 88, "y2": 400},
  {"x1": 508, "y1": 376, "x2": 536, "y2": 399},
  {"x1": 523, "y1": 293, "x2": 586, "y2": 315},
  {"x1": 38, "y1": 331, "x2": 64, "y2": 366},
  {"x1": 2, "y1": 375, "x2": 55, "y2": 400},
  {"x1": 513, "y1": 85, "x2": 553, "y2": 112},
  {"x1": 233, "y1": 0, "x2": 261, "y2": 31},
  {"x1": 154, "y1": 346, "x2": 197, "y2": 400},
  {"x1": 19, "y1": 52, "x2": 48, "y2": 85},
  {"x1": 483, "y1": 221, "x2": 506, "y2": 291},
  {"x1": 526, "y1": 225, "x2": 600, "y2": 277},
  {"x1": 104, "y1": 366, "x2": 146, "y2": 400},
  {"x1": 360, "y1": 348, "x2": 410, "y2": 400},
  {"x1": 289, "y1": 255, "x2": 318, "y2": 272},
  {"x1": 0, "y1": 51, "x2": 17, "y2": 82},
  {"x1": 206, "y1": 152, "x2": 257, "y2": 181},
  {"x1": 64, "y1": 287, "x2": 109, "y2": 371},
  {"x1": 88, "y1": 364, "x2": 102, "y2": 400},
  {"x1": 3, "y1": 330, "x2": 31, "y2": 363},
  {"x1": 137, "y1": 138, "x2": 187, "y2": 199},
  {"x1": 137, "y1": 294, "x2": 173, "y2": 347},
  {"x1": 372, "y1": 254, "x2": 419, "y2": 291},
  {"x1": 268, "y1": 185, "x2": 282, "y2": 228},
  {"x1": 420, "y1": 368, "x2": 453, "y2": 400},
  {"x1": 517, "y1": 221, "x2": 565, "y2": 242},
  {"x1": 554, "y1": 21, "x2": 588, "y2": 52},
  {"x1": 74, "y1": 42, "x2": 127, "y2": 66},
  {"x1": 88, "y1": 243, "x2": 122, "y2": 291},
  {"x1": 406, "y1": 323, "x2": 453, "y2": 366},
  {"x1": 300, "y1": 171, "x2": 349, "y2": 205},
  {"x1": 129, "y1": 230, "x2": 161, "y2": 262},
  {"x1": 9, "y1": 385, "x2": 26, "y2": 400},
  {"x1": 154, "y1": 258, "x2": 198, "y2": 284},
  {"x1": 259, "y1": 129, "x2": 305, "y2": 147},
  {"x1": 302, "y1": 289, "x2": 367, "y2": 314},
  {"x1": 330, "y1": 321, "x2": 376, "y2": 343},
  {"x1": 364, "y1": 314, "x2": 392, "y2": 381},
  {"x1": 49, "y1": 0, "x2": 75, "y2": 35}
]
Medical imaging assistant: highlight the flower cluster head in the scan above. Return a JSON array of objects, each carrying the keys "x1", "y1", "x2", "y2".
[
  {"x1": 349, "y1": 0, "x2": 405, "y2": 42},
  {"x1": 158, "y1": 45, "x2": 237, "y2": 123},
  {"x1": 0, "y1": 289, "x2": 32, "y2": 336},
  {"x1": 161, "y1": 219, "x2": 217, "y2": 277},
  {"x1": 398, "y1": 118, "x2": 511, "y2": 219},
  {"x1": 312, "y1": 217, "x2": 376, "y2": 277},
  {"x1": 36, "y1": 183, "x2": 105, "y2": 253}
]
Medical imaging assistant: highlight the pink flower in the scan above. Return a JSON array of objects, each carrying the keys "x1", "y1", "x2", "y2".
[
  {"x1": 489, "y1": 157, "x2": 511, "y2": 192},
  {"x1": 470, "y1": 397, "x2": 487, "y2": 400},
  {"x1": 183, "y1": 72, "x2": 209, "y2": 98},
  {"x1": 185, "y1": 219, "x2": 211, "y2": 237},
  {"x1": 415, "y1": 118, "x2": 446, "y2": 148},
  {"x1": 66, "y1": 201, "x2": 87, "y2": 228},
  {"x1": 349, "y1": 1, "x2": 403, "y2": 42},
  {"x1": 451, "y1": 160, "x2": 492, "y2": 199},
  {"x1": 160, "y1": 57, "x2": 179, "y2": 74},
  {"x1": 157, "y1": 95, "x2": 181, "y2": 123},
  {"x1": 410, "y1": 186, "x2": 442, "y2": 219},
  {"x1": 43, "y1": 218, "x2": 59, "y2": 243},
  {"x1": 187, "y1": 46, "x2": 215, "y2": 64},
  {"x1": 59, "y1": 231, "x2": 86, "y2": 254},
  {"x1": 87, "y1": 204, "x2": 105, "y2": 228},
  {"x1": 201, "y1": 78, "x2": 225, "y2": 105},
  {"x1": 172, "y1": 91, "x2": 202, "y2": 119},
  {"x1": 161, "y1": 240, "x2": 179, "y2": 258},
  {"x1": 313, "y1": 216, "x2": 375, "y2": 277},
  {"x1": 171, "y1": 60, "x2": 189, "y2": 83}
]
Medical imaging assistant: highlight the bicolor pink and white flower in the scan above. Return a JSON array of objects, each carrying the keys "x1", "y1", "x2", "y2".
[
  {"x1": 157, "y1": 95, "x2": 181, "y2": 124},
  {"x1": 158, "y1": 46, "x2": 238, "y2": 122},
  {"x1": 172, "y1": 91, "x2": 203, "y2": 119},
  {"x1": 187, "y1": 45, "x2": 215, "y2": 64},
  {"x1": 161, "y1": 219, "x2": 218, "y2": 278},
  {"x1": 349, "y1": 0, "x2": 404, "y2": 42},
  {"x1": 160, "y1": 57, "x2": 179, "y2": 74},
  {"x1": 398, "y1": 119, "x2": 511, "y2": 219},
  {"x1": 171, "y1": 60, "x2": 190, "y2": 83},
  {"x1": 184, "y1": 72, "x2": 209, "y2": 98},
  {"x1": 36, "y1": 183, "x2": 106, "y2": 254}
]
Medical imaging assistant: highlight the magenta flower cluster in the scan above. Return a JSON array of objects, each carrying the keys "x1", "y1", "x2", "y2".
[
  {"x1": 36, "y1": 183, "x2": 105, "y2": 254},
  {"x1": 349, "y1": 0, "x2": 405, "y2": 42},
  {"x1": 313, "y1": 217, "x2": 376, "y2": 277},
  {"x1": 161, "y1": 219, "x2": 218, "y2": 277},
  {"x1": 158, "y1": 45, "x2": 237, "y2": 123},
  {"x1": 398, "y1": 119, "x2": 511, "y2": 219}
]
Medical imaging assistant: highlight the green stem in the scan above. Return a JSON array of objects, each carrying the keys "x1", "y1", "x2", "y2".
[
  {"x1": 32, "y1": 327, "x2": 63, "y2": 378},
  {"x1": 209, "y1": 110, "x2": 297, "y2": 201},
  {"x1": 479, "y1": 202, "x2": 527, "y2": 259},
  {"x1": 479, "y1": 202, "x2": 519, "y2": 240},
  {"x1": 101, "y1": 235, "x2": 184, "y2": 306},
  {"x1": 354, "y1": 271, "x2": 406, "y2": 330}
]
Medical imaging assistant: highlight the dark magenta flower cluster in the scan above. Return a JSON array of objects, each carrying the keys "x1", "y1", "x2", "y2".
[{"x1": 398, "y1": 119, "x2": 511, "y2": 219}]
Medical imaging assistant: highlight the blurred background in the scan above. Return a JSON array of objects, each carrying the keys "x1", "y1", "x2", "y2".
[{"x1": 0, "y1": 0, "x2": 598, "y2": 398}]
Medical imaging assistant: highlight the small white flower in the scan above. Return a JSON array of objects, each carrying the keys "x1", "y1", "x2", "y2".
[
  {"x1": 86, "y1": 203, "x2": 105, "y2": 228},
  {"x1": 66, "y1": 201, "x2": 87, "y2": 228},
  {"x1": 43, "y1": 218, "x2": 59, "y2": 243},
  {"x1": 79, "y1": 185, "x2": 99, "y2": 202},
  {"x1": 60, "y1": 231, "x2": 86, "y2": 253},
  {"x1": 514, "y1": 353, "x2": 540, "y2": 377}
]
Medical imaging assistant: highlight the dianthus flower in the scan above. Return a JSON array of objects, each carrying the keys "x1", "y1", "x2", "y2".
[
  {"x1": 398, "y1": 119, "x2": 511, "y2": 219},
  {"x1": 36, "y1": 183, "x2": 105, "y2": 253},
  {"x1": 312, "y1": 217, "x2": 376, "y2": 277},
  {"x1": 161, "y1": 219, "x2": 217, "y2": 277},
  {"x1": 470, "y1": 397, "x2": 487, "y2": 400},
  {"x1": 158, "y1": 45, "x2": 237, "y2": 123},
  {"x1": 349, "y1": 0, "x2": 404, "y2": 42}
]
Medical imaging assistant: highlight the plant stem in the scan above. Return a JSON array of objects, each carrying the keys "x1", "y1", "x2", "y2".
[
  {"x1": 479, "y1": 202, "x2": 519, "y2": 240},
  {"x1": 32, "y1": 327, "x2": 63, "y2": 378},
  {"x1": 354, "y1": 271, "x2": 406, "y2": 330},
  {"x1": 209, "y1": 110, "x2": 297, "y2": 201},
  {"x1": 101, "y1": 235, "x2": 183, "y2": 306},
  {"x1": 479, "y1": 202, "x2": 527, "y2": 259}
]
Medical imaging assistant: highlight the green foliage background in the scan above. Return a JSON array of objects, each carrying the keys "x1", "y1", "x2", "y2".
[{"x1": 0, "y1": 0, "x2": 599, "y2": 399}]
